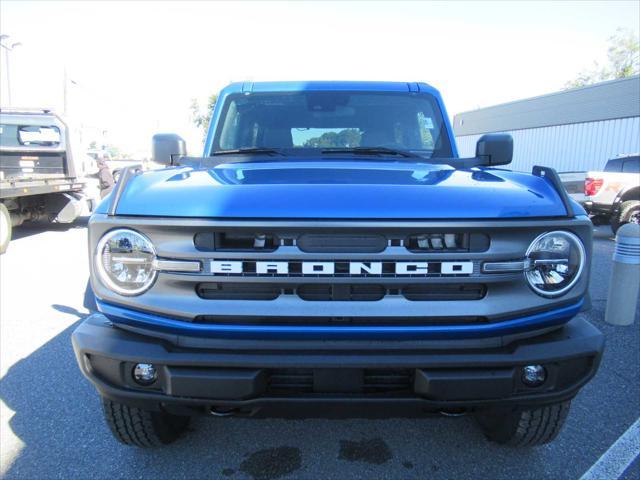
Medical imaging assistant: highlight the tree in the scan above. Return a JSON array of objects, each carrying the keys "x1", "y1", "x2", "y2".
[
  {"x1": 304, "y1": 129, "x2": 361, "y2": 148},
  {"x1": 564, "y1": 28, "x2": 639, "y2": 89},
  {"x1": 189, "y1": 94, "x2": 218, "y2": 141},
  {"x1": 105, "y1": 144, "x2": 121, "y2": 159},
  {"x1": 608, "y1": 29, "x2": 640, "y2": 78}
]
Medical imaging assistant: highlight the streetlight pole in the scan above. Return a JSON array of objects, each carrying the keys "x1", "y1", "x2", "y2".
[{"x1": 0, "y1": 35, "x2": 22, "y2": 107}]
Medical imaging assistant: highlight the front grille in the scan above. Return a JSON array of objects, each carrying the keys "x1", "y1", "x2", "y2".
[
  {"x1": 363, "y1": 369, "x2": 414, "y2": 393},
  {"x1": 298, "y1": 234, "x2": 386, "y2": 253},
  {"x1": 405, "y1": 233, "x2": 489, "y2": 252},
  {"x1": 402, "y1": 284, "x2": 486, "y2": 301},
  {"x1": 268, "y1": 369, "x2": 313, "y2": 394},
  {"x1": 297, "y1": 284, "x2": 386, "y2": 301},
  {"x1": 266, "y1": 368, "x2": 413, "y2": 395},
  {"x1": 92, "y1": 216, "x2": 592, "y2": 332},
  {"x1": 196, "y1": 283, "x2": 280, "y2": 300},
  {"x1": 192, "y1": 230, "x2": 490, "y2": 253},
  {"x1": 192, "y1": 315, "x2": 487, "y2": 326},
  {"x1": 194, "y1": 232, "x2": 279, "y2": 252},
  {"x1": 195, "y1": 283, "x2": 486, "y2": 302}
]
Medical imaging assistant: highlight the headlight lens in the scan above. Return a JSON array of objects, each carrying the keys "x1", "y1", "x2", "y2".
[
  {"x1": 96, "y1": 229, "x2": 157, "y2": 296},
  {"x1": 525, "y1": 231, "x2": 585, "y2": 297}
]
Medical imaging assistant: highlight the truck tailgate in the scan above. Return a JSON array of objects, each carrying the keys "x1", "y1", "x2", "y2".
[{"x1": 559, "y1": 171, "x2": 586, "y2": 203}]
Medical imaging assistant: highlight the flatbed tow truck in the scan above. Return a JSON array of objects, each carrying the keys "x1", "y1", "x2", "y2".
[{"x1": 0, "y1": 108, "x2": 87, "y2": 253}]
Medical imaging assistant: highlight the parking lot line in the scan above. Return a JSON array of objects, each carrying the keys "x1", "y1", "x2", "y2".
[{"x1": 579, "y1": 417, "x2": 640, "y2": 480}]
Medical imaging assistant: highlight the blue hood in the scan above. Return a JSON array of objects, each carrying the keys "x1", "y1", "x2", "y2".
[{"x1": 105, "y1": 160, "x2": 571, "y2": 219}]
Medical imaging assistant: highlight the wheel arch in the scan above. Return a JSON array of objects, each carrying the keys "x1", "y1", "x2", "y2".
[{"x1": 613, "y1": 186, "x2": 640, "y2": 211}]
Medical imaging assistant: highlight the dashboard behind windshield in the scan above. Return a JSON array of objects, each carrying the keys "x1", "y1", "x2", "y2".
[{"x1": 211, "y1": 91, "x2": 453, "y2": 158}]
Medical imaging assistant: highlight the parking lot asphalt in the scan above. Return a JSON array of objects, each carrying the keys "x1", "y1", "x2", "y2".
[{"x1": 0, "y1": 221, "x2": 638, "y2": 480}]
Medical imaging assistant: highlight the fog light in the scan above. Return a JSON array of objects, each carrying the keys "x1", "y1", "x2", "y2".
[
  {"x1": 133, "y1": 363, "x2": 157, "y2": 385},
  {"x1": 522, "y1": 365, "x2": 547, "y2": 387}
]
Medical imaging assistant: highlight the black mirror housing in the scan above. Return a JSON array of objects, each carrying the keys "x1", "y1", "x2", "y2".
[
  {"x1": 152, "y1": 133, "x2": 187, "y2": 165},
  {"x1": 475, "y1": 134, "x2": 513, "y2": 166}
]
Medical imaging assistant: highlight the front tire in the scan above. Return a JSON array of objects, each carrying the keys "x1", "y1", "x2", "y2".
[
  {"x1": 101, "y1": 398, "x2": 190, "y2": 447},
  {"x1": 0, "y1": 203, "x2": 12, "y2": 255},
  {"x1": 611, "y1": 200, "x2": 640, "y2": 235},
  {"x1": 475, "y1": 401, "x2": 571, "y2": 446}
]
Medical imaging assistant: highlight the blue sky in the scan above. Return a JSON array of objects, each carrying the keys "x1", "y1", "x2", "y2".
[{"x1": 1, "y1": 1, "x2": 638, "y2": 154}]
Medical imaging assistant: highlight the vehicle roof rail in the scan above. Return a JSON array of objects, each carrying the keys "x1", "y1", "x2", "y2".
[{"x1": 532, "y1": 165, "x2": 575, "y2": 217}]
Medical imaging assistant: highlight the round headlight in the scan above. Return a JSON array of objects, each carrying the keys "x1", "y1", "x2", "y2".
[
  {"x1": 525, "y1": 231, "x2": 585, "y2": 297},
  {"x1": 96, "y1": 229, "x2": 157, "y2": 296}
]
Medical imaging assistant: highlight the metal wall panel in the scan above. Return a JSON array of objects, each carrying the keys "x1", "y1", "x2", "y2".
[
  {"x1": 455, "y1": 116, "x2": 640, "y2": 172},
  {"x1": 453, "y1": 76, "x2": 640, "y2": 136}
]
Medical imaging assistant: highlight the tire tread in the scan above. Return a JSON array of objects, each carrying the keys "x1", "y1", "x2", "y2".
[
  {"x1": 477, "y1": 401, "x2": 571, "y2": 447},
  {"x1": 508, "y1": 402, "x2": 570, "y2": 446},
  {"x1": 101, "y1": 398, "x2": 188, "y2": 447},
  {"x1": 612, "y1": 200, "x2": 640, "y2": 234}
]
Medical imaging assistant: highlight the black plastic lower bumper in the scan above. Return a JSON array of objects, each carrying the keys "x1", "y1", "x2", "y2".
[{"x1": 72, "y1": 314, "x2": 604, "y2": 416}]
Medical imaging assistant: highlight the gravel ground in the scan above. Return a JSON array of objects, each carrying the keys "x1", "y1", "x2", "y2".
[{"x1": 0, "y1": 222, "x2": 638, "y2": 480}]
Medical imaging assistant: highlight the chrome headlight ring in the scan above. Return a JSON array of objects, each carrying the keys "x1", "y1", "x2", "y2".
[
  {"x1": 95, "y1": 228, "x2": 157, "y2": 296},
  {"x1": 525, "y1": 230, "x2": 586, "y2": 298}
]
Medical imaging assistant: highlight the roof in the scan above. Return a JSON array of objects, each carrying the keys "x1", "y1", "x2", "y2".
[
  {"x1": 453, "y1": 75, "x2": 640, "y2": 136},
  {"x1": 220, "y1": 81, "x2": 440, "y2": 96},
  {"x1": 0, "y1": 107, "x2": 55, "y2": 116},
  {"x1": 0, "y1": 111, "x2": 63, "y2": 126}
]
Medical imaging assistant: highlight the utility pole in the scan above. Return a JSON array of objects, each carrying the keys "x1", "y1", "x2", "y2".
[
  {"x1": 64, "y1": 67, "x2": 68, "y2": 115},
  {"x1": 0, "y1": 35, "x2": 22, "y2": 107},
  {"x1": 63, "y1": 67, "x2": 78, "y2": 117}
]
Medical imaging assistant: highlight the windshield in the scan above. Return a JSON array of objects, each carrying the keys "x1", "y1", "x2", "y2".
[{"x1": 211, "y1": 91, "x2": 453, "y2": 158}]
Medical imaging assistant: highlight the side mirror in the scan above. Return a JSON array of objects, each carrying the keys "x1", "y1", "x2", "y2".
[
  {"x1": 475, "y1": 134, "x2": 513, "y2": 166},
  {"x1": 152, "y1": 133, "x2": 187, "y2": 165}
]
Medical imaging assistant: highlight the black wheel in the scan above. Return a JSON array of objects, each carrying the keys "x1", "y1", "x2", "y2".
[
  {"x1": 611, "y1": 200, "x2": 640, "y2": 234},
  {"x1": 101, "y1": 397, "x2": 190, "y2": 447},
  {"x1": 0, "y1": 203, "x2": 11, "y2": 255},
  {"x1": 475, "y1": 401, "x2": 571, "y2": 446}
]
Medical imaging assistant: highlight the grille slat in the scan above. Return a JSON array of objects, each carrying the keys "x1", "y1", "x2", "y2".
[
  {"x1": 196, "y1": 283, "x2": 486, "y2": 302},
  {"x1": 298, "y1": 234, "x2": 387, "y2": 253},
  {"x1": 298, "y1": 284, "x2": 386, "y2": 301},
  {"x1": 268, "y1": 369, "x2": 314, "y2": 394},
  {"x1": 196, "y1": 283, "x2": 280, "y2": 300},
  {"x1": 402, "y1": 284, "x2": 486, "y2": 301},
  {"x1": 267, "y1": 369, "x2": 413, "y2": 395},
  {"x1": 194, "y1": 231, "x2": 490, "y2": 253}
]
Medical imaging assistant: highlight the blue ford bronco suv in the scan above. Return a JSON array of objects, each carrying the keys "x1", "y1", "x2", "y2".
[{"x1": 72, "y1": 81, "x2": 604, "y2": 447}]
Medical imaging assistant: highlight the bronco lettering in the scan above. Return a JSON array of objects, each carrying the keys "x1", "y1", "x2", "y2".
[{"x1": 210, "y1": 260, "x2": 474, "y2": 276}]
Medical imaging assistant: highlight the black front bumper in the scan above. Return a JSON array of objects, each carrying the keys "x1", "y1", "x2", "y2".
[{"x1": 72, "y1": 314, "x2": 604, "y2": 417}]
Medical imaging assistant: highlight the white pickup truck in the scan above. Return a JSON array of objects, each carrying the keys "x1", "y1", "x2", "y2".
[{"x1": 583, "y1": 154, "x2": 640, "y2": 233}]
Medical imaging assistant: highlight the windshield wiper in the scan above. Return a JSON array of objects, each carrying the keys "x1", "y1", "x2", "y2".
[
  {"x1": 321, "y1": 147, "x2": 421, "y2": 158},
  {"x1": 212, "y1": 147, "x2": 286, "y2": 156}
]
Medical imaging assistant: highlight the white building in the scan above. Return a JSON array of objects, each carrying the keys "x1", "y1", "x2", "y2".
[{"x1": 453, "y1": 75, "x2": 640, "y2": 173}]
